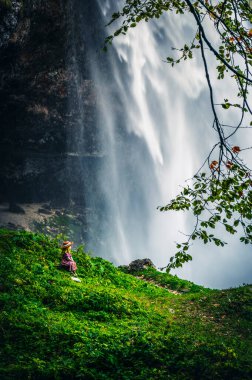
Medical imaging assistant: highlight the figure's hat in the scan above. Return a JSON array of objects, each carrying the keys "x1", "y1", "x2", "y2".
[{"x1": 61, "y1": 241, "x2": 73, "y2": 249}]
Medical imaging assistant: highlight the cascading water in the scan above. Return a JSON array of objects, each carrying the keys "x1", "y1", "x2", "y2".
[{"x1": 69, "y1": 0, "x2": 252, "y2": 288}]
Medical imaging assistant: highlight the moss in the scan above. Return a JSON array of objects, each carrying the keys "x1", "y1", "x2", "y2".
[{"x1": 0, "y1": 229, "x2": 251, "y2": 379}]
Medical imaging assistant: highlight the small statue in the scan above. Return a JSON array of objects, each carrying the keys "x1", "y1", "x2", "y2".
[{"x1": 61, "y1": 241, "x2": 77, "y2": 276}]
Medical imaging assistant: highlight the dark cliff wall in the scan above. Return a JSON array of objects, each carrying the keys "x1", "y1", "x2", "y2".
[
  {"x1": 0, "y1": 0, "x2": 69, "y2": 203},
  {"x1": 0, "y1": 0, "x2": 109, "y2": 248},
  {"x1": 0, "y1": 0, "x2": 107, "y2": 208}
]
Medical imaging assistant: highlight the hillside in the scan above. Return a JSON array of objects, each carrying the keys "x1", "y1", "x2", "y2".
[{"x1": 0, "y1": 229, "x2": 252, "y2": 379}]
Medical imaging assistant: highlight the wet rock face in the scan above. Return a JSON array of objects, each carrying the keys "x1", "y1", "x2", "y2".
[
  {"x1": 0, "y1": 0, "x2": 105, "y2": 248},
  {"x1": 0, "y1": 0, "x2": 103, "y2": 207},
  {"x1": 0, "y1": 0, "x2": 69, "y2": 203},
  {"x1": 0, "y1": 0, "x2": 68, "y2": 150},
  {"x1": 0, "y1": 1, "x2": 21, "y2": 48}
]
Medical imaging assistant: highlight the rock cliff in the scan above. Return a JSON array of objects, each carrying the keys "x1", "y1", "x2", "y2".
[
  {"x1": 0, "y1": 0, "x2": 69, "y2": 204},
  {"x1": 0, "y1": 0, "x2": 104, "y2": 241}
]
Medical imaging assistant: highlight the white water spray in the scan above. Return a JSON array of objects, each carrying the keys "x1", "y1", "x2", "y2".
[{"x1": 76, "y1": 0, "x2": 252, "y2": 288}]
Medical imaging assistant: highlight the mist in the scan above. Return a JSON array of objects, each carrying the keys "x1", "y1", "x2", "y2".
[{"x1": 70, "y1": 0, "x2": 252, "y2": 289}]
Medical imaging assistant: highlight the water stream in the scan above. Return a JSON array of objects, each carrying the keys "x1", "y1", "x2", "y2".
[{"x1": 69, "y1": 0, "x2": 252, "y2": 288}]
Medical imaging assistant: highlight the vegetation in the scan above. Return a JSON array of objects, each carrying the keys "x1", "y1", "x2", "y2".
[
  {"x1": 105, "y1": 0, "x2": 252, "y2": 270},
  {"x1": 120, "y1": 265, "x2": 205, "y2": 293},
  {"x1": 0, "y1": 229, "x2": 252, "y2": 379}
]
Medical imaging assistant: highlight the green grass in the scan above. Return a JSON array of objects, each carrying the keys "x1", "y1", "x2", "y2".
[
  {"x1": 119, "y1": 265, "x2": 207, "y2": 293},
  {"x1": 0, "y1": 229, "x2": 251, "y2": 379}
]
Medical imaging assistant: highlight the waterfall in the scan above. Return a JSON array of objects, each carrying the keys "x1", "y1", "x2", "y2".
[{"x1": 69, "y1": 0, "x2": 252, "y2": 288}]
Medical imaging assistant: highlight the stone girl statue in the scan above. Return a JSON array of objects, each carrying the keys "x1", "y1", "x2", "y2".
[{"x1": 61, "y1": 241, "x2": 77, "y2": 276}]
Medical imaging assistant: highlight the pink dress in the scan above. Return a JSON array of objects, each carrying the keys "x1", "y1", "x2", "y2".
[{"x1": 61, "y1": 252, "x2": 77, "y2": 272}]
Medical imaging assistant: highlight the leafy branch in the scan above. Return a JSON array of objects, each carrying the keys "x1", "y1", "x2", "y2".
[{"x1": 159, "y1": 160, "x2": 252, "y2": 271}]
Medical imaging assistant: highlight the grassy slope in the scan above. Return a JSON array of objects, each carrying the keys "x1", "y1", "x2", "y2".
[{"x1": 0, "y1": 230, "x2": 251, "y2": 380}]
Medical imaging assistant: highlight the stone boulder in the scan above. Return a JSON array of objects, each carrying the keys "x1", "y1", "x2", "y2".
[{"x1": 120, "y1": 258, "x2": 156, "y2": 273}]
